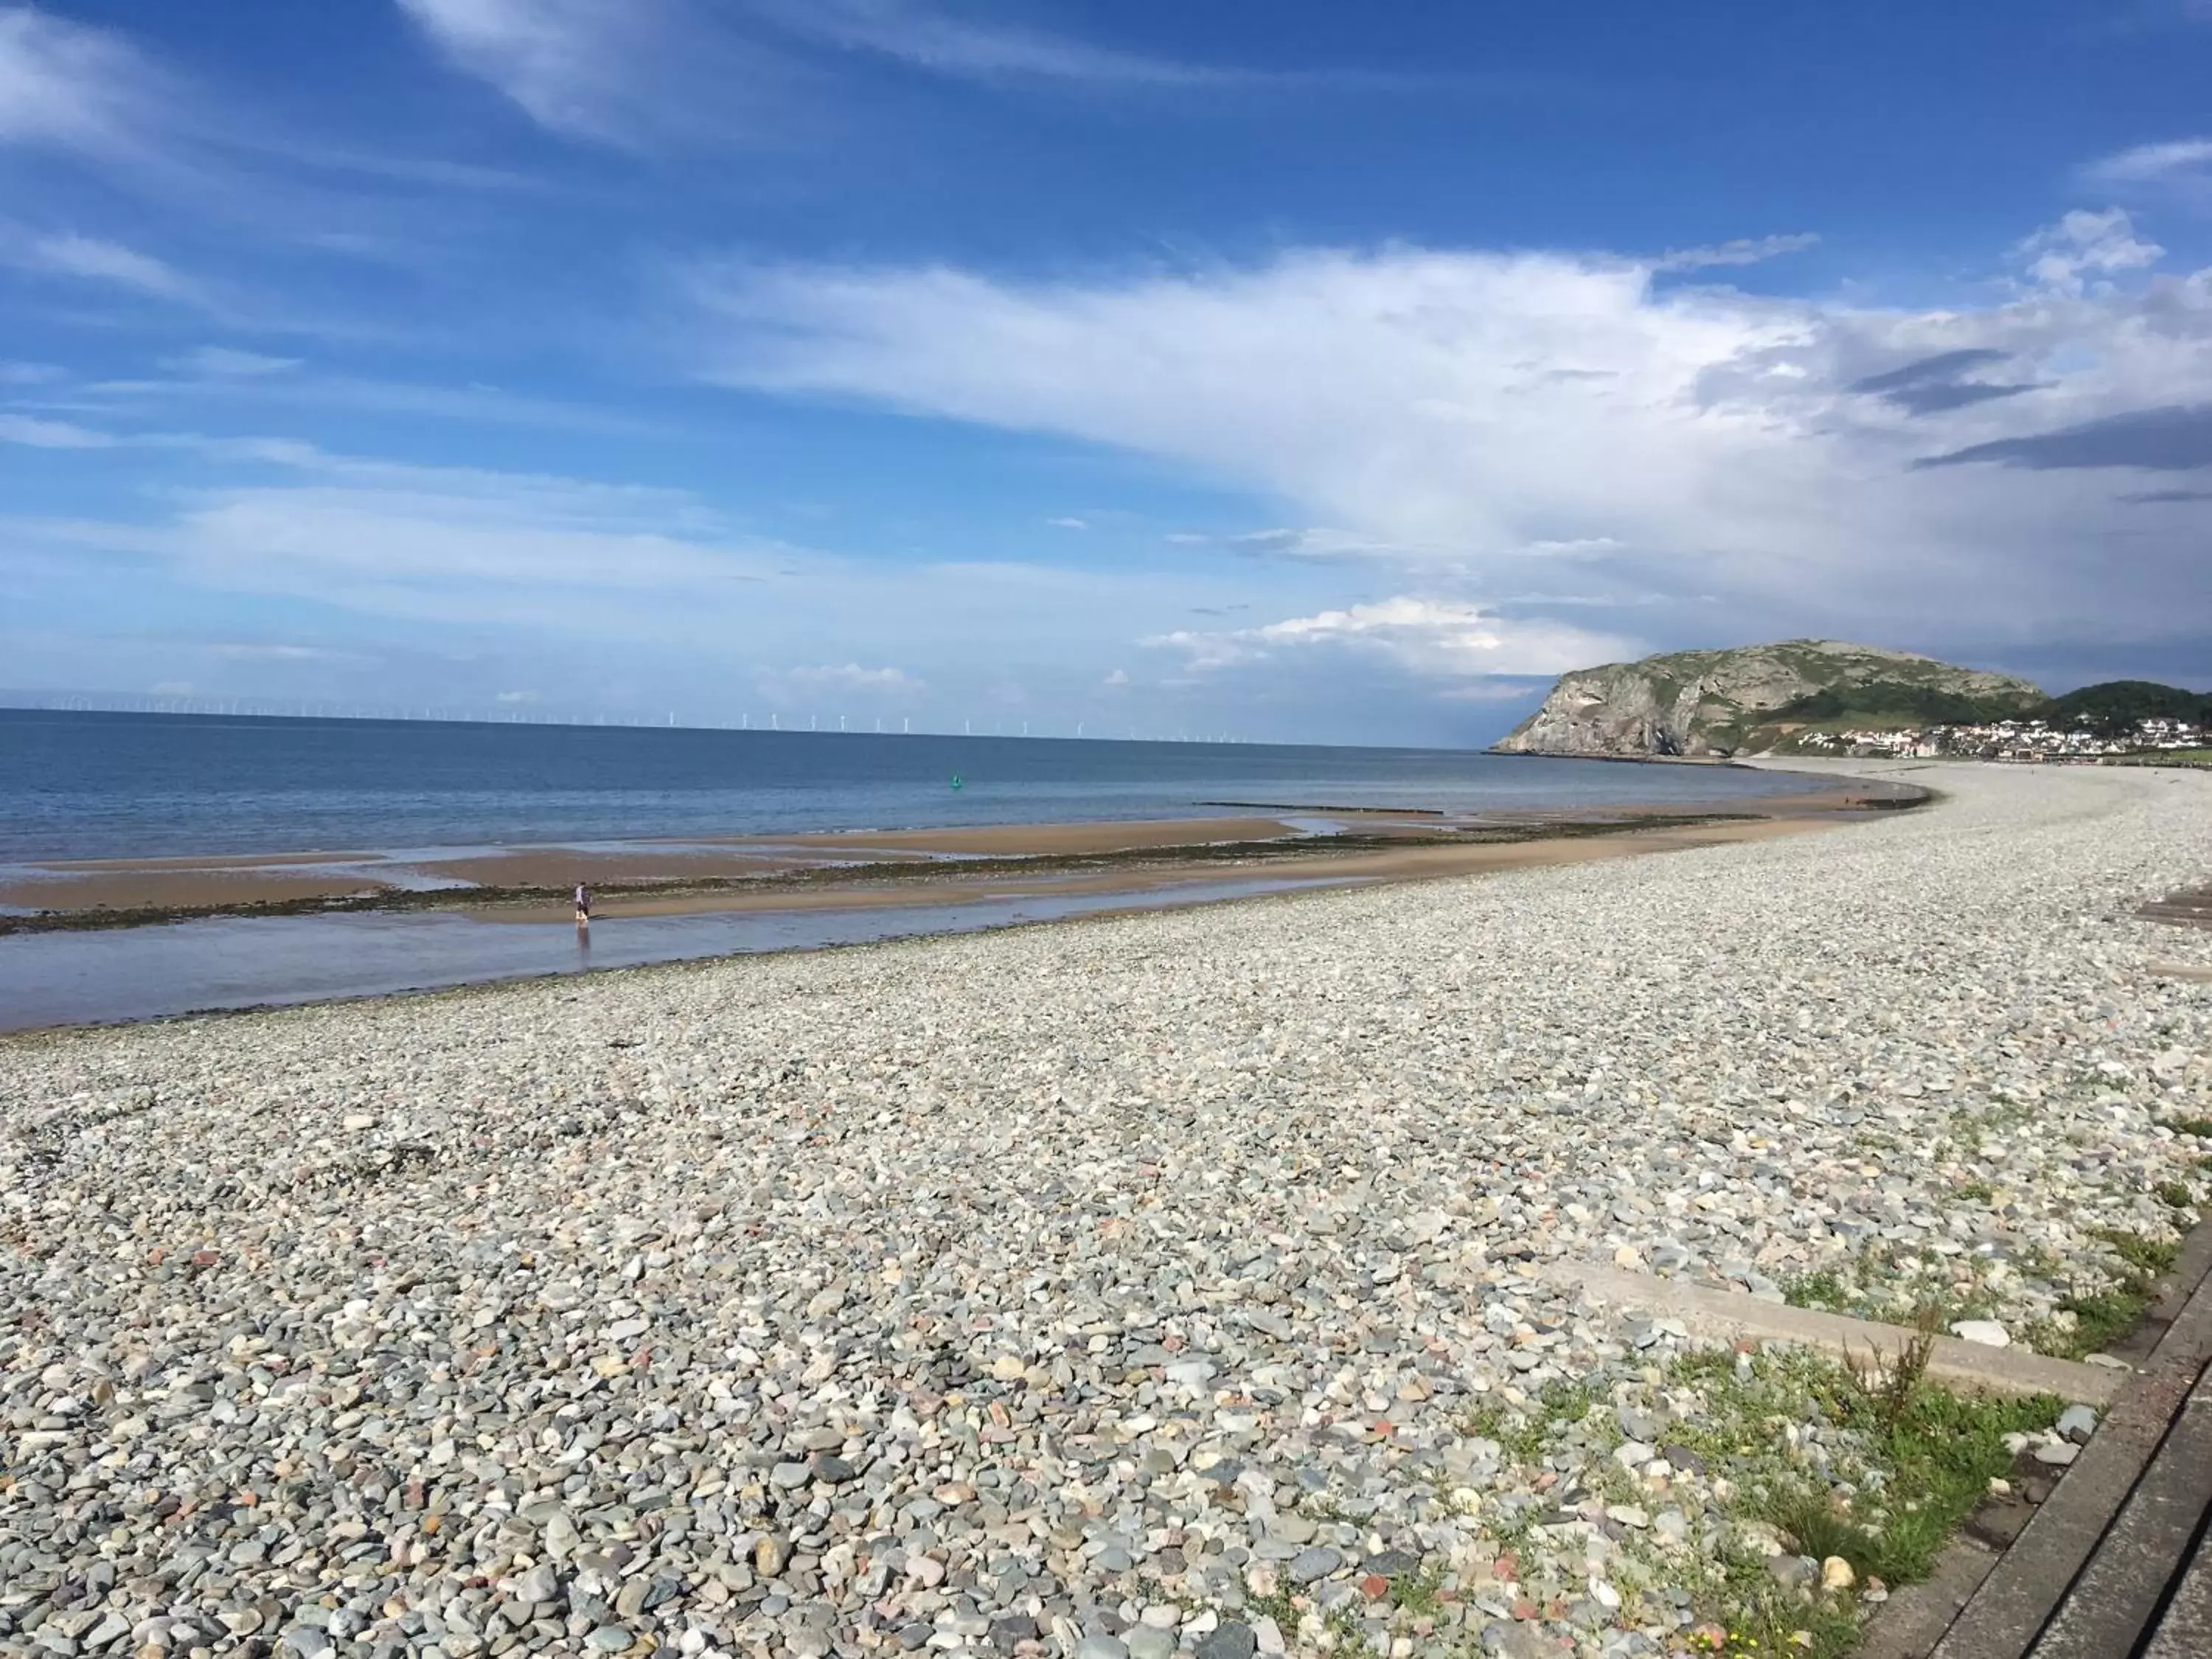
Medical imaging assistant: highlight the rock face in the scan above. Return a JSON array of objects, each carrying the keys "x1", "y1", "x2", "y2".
[{"x1": 1492, "y1": 639, "x2": 2042, "y2": 759}]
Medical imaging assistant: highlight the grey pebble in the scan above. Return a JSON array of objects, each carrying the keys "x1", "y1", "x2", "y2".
[{"x1": 0, "y1": 764, "x2": 2200, "y2": 1659}]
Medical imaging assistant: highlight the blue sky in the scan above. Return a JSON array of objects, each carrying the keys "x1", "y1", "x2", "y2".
[{"x1": 3, "y1": 1, "x2": 2211, "y2": 745}]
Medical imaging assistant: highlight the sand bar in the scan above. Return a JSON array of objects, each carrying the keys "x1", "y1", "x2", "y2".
[{"x1": 0, "y1": 793, "x2": 1877, "y2": 930}]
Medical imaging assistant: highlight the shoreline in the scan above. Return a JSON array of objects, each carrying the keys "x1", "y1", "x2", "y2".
[
  {"x1": 0, "y1": 788, "x2": 1916, "y2": 1037},
  {"x1": 0, "y1": 784, "x2": 1918, "y2": 939}
]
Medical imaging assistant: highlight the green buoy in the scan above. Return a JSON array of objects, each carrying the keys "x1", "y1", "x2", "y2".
[{"x1": 950, "y1": 774, "x2": 964, "y2": 791}]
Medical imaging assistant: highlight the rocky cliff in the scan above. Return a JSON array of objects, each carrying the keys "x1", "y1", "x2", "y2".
[{"x1": 1492, "y1": 639, "x2": 2042, "y2": 759}]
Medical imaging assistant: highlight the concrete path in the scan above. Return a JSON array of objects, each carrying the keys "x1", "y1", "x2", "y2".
[{"x1": 1537, "y1": 1260, "x2": 2122, "y2": 1404}]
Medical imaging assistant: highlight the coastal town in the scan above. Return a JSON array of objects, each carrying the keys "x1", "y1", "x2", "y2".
[{"x1": 1795, "y1": 714, "x2": 2208, "y2": 762}]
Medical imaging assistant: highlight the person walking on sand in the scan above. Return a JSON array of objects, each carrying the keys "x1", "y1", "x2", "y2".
[{"x1": 573, "y1": 882, "x2": 591, "y2": 926}]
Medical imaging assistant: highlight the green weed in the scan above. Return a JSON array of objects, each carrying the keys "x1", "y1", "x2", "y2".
[
  {"x1": 1385, "y1": 1565, "x2": 1445, "y2": 1619},
  {"x1": 1784, "y1": 1270, "x2": 1851, "y2": 1311},
  {"x1": 1647, "y1": 1339, "x2": 2060, "y2": 1656},
  {"x1": 2024, "y1": 1227, "x2": 2178, "y2": 1358}
]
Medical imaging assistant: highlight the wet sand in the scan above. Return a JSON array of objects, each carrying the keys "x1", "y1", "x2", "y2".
[
  {"x1": 0, "y1": 787, "x2": 1912, "y2": 936},
  {"x1": 0, "y1": 815, "x2": 1303, "y2": 915},
  {"x1": 0, "y1": 869, "x2": 397, "y2": 911},
  {"x1": 773, "y1": 815, "x2": 1302, "y2": 855},
  {"x1": 0, "y1": 787, "x2": 1912, "y2": 1030},
  {"x1": 473, "y1": 812, "x2": 1838, "y2": 923}
]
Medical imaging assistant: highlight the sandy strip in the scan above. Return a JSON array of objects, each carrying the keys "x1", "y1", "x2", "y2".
[
  {"x1": 23, "y1": 849, "x2": 382, "y2": 872},
  {"x1": 0, "y1": 802, "x2": 1862, "y2": 925},
  {"x1": 771, "y1": 815, "x2": 1298, "y2": 855},
  {"x1": 0, "y1": 816, "x2": 1298, "y2": 913},
  {"x1": 469, "y1": 813, "x2": 1834, "y2": 922},
  {"x1": 0, "y1": 870, "x2": 396, "y2": 911}
]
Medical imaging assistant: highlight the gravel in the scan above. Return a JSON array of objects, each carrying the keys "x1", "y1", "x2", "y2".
[{"x1": 2, "y1": 762, "x2": 2208, "y2": 1659}]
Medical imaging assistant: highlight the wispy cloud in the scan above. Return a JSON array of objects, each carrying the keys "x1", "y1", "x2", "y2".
[
  {"x1": 0, "y1": 1, "x2": 543, "y2": 259},
  {"x1": 758, "y1": 661, "x2": 926, "y2": 703},
  {"x1": 397, "y1": 0, "x2": 666, "y2": 142},
  {"x1": 207, "y1": 641, "x2": 355, "y2": 661},
  {"x1": 396, "y1": 0, "x2": 810, "y2": 148},
  {"x1": 751, "y1": 0, "x2": 1245, "y2": 88},
  {"x1": 2119, "y1": 487, "x2": 2212, "y2": 503},
  {"x1": 17, "y1": 443, "x2": 769, "y2": 613},
  {"x1": 60, "y1": 365, "x2": 669, "y2": 439},
  {"x1": 1655, "y1": 232, "x2": 1820, "y2": 271},
  {"x1": 0, "y1": 412, "x2": 112, "y2": 448},
  {"x1": 394, "y1": 0, "x2": 1354, "y2": 150},
  {"x1": 161, "y1": 346, "x2": 303, "y2": 378},
  {"x1": 1149, "y1": 598, "x2": 1631, "y2": 681},
  {"x1": 2085, "y1": 136, "x2": 2212, "y2": 184},
  {"x1": 1165, "y1": 526, "x2": 1410, "y2": 562},
  {"x1": 0, "y1": 225, "x2": 195, "y2": 299},
  {"x1": 0, "y1": 6, "x2": 177, "y2": 160},
  {"x1": 3, "y1": 435, "x2": 1275, "y2": 724}
]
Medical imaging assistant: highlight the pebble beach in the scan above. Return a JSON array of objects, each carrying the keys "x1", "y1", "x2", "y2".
[{"x1": 4, "y1": 761, "x2": 2209, "y2": 1659}]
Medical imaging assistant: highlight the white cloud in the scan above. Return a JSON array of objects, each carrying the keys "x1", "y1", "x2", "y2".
[
  {"x1": 2014, "y1": 209, "x2": 2163, "y2": 295},
  {"x1": 4, "y1": 227, "x2": 192, "y2": 297},
  {"x1": 395, "y1": 0, "x2": 805, "y2": 148},
  {"x1": 0, "y1": 7, "x2": 171, "y2": 157},
  {"x1": 1046, "y1": 515, "x2": 1089, "y2": 529},
  {"x1": 0, "y1": 360, "x2": 64, "y2": 384},
  {"x1": 163, "y1": 346, "x2": 302, "y2": 377},
  {"x1": 1102, "y1": 667, "x2": 1130, "y2": 687},
  {"x1": 394, "y1": 0, "x2": 1267, "y2": 149},
  {"x1": 681, "y1": 219, "x2": 2212, "y2": 658},
  {"x1": 397, "y1": 0, "x2": 660, "y2": 142},
  {"x1": 207, "y1": 642, "x2": 348, "y2": 661},
  {"x1": 0, "y1": 412, "x2": 111, "y2": 448},
  {"x1": 2085, "y1": 136, "x2": 2212, "y2": 184},
  {"x1": 1655, "y1": 232, "x2": 1820, "y2": 271},
  {"x1": 3, "y1": 439, "x2": 1250, "y2": 672},
  {"x1": 751, "y1": 0, "x2": 1237, "y2": 87},
  {"x1": 18, "y1": 442, "x2": 768, "y2": 608},
  {"x1": 759, "y1": 661, "x2": 926, "y2": 703},
  {"x1": 1151, "y1": 598, "x2": 1630, "y2": 681},
  {"x1": 1166, "y1": 526, "x2": 1411, "y2": 561}
]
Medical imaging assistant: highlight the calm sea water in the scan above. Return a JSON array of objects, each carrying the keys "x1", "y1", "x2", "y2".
[{"x1": 0, "y1": 709, "x2": 1809, "y2": 861}]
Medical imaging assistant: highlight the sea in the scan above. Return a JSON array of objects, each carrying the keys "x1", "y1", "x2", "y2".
[
  {"x1": 0, "y1": 709, "x2": 1816, "y2": 1030},
  {"x1": 0, "y1": 709, "x2": 1807, "y2": 861}
]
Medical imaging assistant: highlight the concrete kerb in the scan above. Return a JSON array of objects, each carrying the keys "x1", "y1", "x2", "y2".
[
  {"x1": 1535, "y1": 1259, "x2": 2124, "y2": 1405},
  {"x1": 2140, "y1": 1522, "x2": 2212, "y2": 1659},
  {"x1": 2025, "y1": 1364, "x2": 2212, "y2": 1658},
  {"x1": 1919, "y1": 1220, "x2": 2212, "y2": 1659}
]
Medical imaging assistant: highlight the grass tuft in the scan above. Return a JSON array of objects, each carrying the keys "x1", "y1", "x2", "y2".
[{"x1": 1652, "y1": 1338, "x2": 2060, "y2": 1656}]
